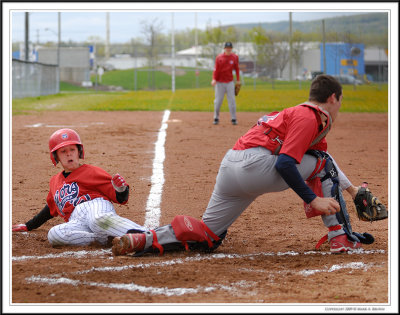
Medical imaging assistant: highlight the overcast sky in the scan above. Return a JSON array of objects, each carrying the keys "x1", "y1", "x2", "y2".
[{"x1": 7, "y1": 2, "x2": 390, "y2": 44}]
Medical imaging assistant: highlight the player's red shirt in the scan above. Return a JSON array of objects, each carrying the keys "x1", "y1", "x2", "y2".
[
  {"x1": 46, "y1": 164, "x2": 126, "y2": 222},
  {"x1": 233, "y1": 104, "x2": 328, "y2": 163},
  {"x1": 212, "y1": 52, "x2": 240, "y2": 83}
]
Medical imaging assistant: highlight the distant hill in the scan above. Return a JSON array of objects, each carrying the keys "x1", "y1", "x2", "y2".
[{"x1": 225, "y1": 13, "x2": 388, "y2": 38}]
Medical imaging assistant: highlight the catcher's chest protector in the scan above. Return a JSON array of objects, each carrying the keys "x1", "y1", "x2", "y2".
[{"x1": 257, "y1": 103, "x2": 332, "y2": 155}]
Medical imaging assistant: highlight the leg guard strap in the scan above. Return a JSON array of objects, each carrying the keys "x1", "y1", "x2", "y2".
[
  {"x1": 201, "y1": 220, "x2": 220, "y2": 242},
  {"x1": 150, "y1": 230, "x2": 164, "y2": 256}
]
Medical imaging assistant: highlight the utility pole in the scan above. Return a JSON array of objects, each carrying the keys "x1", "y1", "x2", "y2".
[
  {"x1": 195, "y1": 12, "x2": 199, "y2": 88},
  {"x1": 105, "y1": 12, "x2": 110, "y2": 59},
  {"x1": 171, "y1": 12, "x2": 175, "y2": 93},
  {"x1": 322, "y1": 19, "x2": 326, "y2": 74},
  {"x1": 57, "y1": 12, "x2": 61, "y2": 90},
  {"x1": 289, "y1": 12, "x2": 293, "y2": 81},
  {"x1": 24, "y1": 12, "x2": 29, "y2": 61}
]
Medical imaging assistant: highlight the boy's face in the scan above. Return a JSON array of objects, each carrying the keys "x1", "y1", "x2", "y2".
[
  {"x1": 224, "y1": 47, "x2": 232, "y2": 55},
  {"x1": 56, "y1": 144, "x2": 80, "y2": 172}
]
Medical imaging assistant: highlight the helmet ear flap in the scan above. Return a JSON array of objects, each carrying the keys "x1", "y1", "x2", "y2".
[
  {"x1": 78, "y1": 145, "x2": 84, "y2": 159},
  {"x1": 51, "y1": 152, "x2": 58, "y2": 166}
]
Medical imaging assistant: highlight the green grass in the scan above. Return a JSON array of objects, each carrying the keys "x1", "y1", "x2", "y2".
[
  {"x1": 60, "y1": 81, "x2": 91, "y2": 92},
  {"x1": 12, "y1": 82, "x2": 388, "y2": 115},
  {"x1": 93, "y1": 68, "x2": 215, "y2": 90}
]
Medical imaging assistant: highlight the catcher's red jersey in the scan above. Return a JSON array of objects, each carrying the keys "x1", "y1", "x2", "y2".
[
  {"x1": 233, "y1": 104, "x2": 328, "y2": 163},
  {"x1": 47, "y1": 164, "x2": 125, "y2": 221}
]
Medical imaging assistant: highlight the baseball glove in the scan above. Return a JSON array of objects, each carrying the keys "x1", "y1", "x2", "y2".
[
  {"x1": 354, "y1": 183, "x2": 388, "y2": 221},
  {"x1": 235, "y1": 82, "x2": 241, "y2": 96}
]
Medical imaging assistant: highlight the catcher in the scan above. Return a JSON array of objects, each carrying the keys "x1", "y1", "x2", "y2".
[
  {"x1": 12, "y1": 128, "x2": 147, "y2": 246},
  {"x1": 112, "y1": 75, "x2": 387, "y2": 256}
]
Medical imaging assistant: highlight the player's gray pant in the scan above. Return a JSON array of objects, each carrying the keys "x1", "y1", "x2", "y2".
[
  {"x1": 48, "y1": 198, "x2": 147, "y2": 246},
  {"x1": 147, "y1": 147, "x2": 351, "y2": 249},
  {"x1": 214, "y1": 81, "x2": 237, "y2": 120}
]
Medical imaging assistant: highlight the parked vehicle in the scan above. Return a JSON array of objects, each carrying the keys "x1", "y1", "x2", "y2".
[{"x1": 332, "y1": 74, "x2": 363, "y2": 85}]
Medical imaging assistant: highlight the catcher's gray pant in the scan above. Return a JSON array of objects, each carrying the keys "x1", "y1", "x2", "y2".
[
  {"x1": 48, "y1": 198, "x2": 147, "y2": 246},
  {"x1": 214, "y1": 81, "x2": 237, "y2": 120},
  {"x1": 146, "y1": 147, "x2": 352, "y2": 249}
]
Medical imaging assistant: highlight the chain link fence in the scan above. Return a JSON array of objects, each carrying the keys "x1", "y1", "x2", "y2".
[{"x1": 12, "y1": 59, "x2": 59, "y2": 98}]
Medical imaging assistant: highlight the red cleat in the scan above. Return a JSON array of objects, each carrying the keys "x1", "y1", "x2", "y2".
[{"x1": 329, "y1": 234, "x2": 361, "y2": 253}]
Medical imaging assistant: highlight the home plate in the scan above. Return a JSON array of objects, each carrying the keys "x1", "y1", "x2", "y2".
[{"x1": 167, "y1": 119, "x2": 182, "y2": 123}]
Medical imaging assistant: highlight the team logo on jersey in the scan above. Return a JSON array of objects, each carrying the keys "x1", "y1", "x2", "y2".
[
  {"x1": 257, "y1": 112, "x2": 280, "y2": 125},
  {"x1": 54, "y1": 182, "x2": 90, "y2": 215},
  {"x1": 230, "y1": 60, "x2": 233, "y2": 64}
]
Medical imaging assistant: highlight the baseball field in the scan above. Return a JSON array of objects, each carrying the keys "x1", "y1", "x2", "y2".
[{"x1": 9, "y1": 85, "x2": 391, "y2": 311}]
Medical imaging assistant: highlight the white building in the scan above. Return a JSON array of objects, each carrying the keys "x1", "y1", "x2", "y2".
[{"x1": 97, "y1": 42, "x2": 388, "y2": 82}]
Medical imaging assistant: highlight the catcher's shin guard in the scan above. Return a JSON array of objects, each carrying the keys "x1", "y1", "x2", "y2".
[
  {"x1": 313, "y1": 152, "x2": 374, "y2": 249},
  {"x1": 171, "y1": 215, "x2": 222, "y2": 251},
  {"x1": 333, "y1": 181, "x2": 374, "y2": 245},
  {"x1": 132, "y1": 216, "x2": 226, "y2": 257}
]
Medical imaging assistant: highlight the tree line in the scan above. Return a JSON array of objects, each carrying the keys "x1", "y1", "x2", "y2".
[{"x1": 14, "y1": 16, "x2": 387, "y2": 80}]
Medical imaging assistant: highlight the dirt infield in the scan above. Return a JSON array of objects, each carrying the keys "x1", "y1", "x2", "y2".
[{"x1": 10, "y1": 110, "x2": 389, "y2": 307}]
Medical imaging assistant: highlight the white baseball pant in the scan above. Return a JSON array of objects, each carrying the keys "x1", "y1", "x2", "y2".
[{"x1": 47, "y1": 198, "x2": 147, "y2": 246}]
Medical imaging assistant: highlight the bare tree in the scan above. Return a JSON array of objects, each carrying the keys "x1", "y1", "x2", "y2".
[
  {"x1": 249, "y1": 26, "x2": 285, "y2": 79},
  {"x1": 291, "y1": 30, "x2": 306, "y2": 79},
  {"x1": 141, "y1": 18, "x2": 164, "y2": 89},
  {"x1": 275, "y1": 42, "x2": 290, "y2": 79},
  {"x1": 202, "y1": 21, "x2": 225, "y2": 61}
]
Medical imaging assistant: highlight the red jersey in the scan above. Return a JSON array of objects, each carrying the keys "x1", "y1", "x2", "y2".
[
  {"x1": 46, "y1": 164, "x2": 126, "y2": 222},
  {"x1": 233, "y1": 103, "x2": 329, "y2": 163},
  {"x1": 212, "y1": 52, "x2": 240, "y2": 83}
]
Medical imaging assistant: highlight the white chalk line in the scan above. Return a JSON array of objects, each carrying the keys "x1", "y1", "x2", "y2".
[
  {"x1": 24, "y1": 256, "x2": 385, "y2": 297},
  {"x1": 25, "y1": 275, "x2": 257, "y2": 297},
  {"x1": 20, "y1": 249, "x2": 386, "y2": 297},
  {"x1": 12, "y1": 249, "x2": 110, "y2": 261},
  {"x1": 13, "y1": 248, "x2": 386, "y2": 262},
  {"x1": 239, "y1": 261, "x2": 385, "y2": 278},
  {"x1": 24, "y1": 122, "x2": 105, "y2": 128},
  {"x1": 144, "y1": 109, "x2": 170, "y2": 229}
]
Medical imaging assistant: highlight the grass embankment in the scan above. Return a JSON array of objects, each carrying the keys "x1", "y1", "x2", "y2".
[{"x1": 14, "y1": 67, "x2": 388, "y2": 115}]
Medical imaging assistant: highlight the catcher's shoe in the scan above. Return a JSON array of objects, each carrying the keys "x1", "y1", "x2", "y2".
[
  {"x1": 329, "y1": 234, "x2": 361, "y2": 253},
  {"x1": 112, "y1": 233, "x2": 146, "y2": 256}
]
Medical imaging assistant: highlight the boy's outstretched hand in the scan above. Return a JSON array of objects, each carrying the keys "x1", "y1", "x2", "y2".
[
  {"x1": 12, "y1": 224, "x2": 28, "y2": 232},
  {"x1": 111, "y1": 173, "x2": 128, "y2": 192}
]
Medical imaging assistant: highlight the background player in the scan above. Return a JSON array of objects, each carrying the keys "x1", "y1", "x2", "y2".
[
  {"x1": 112, "y1": 74, "x2": 386, "y2": 256},
  {"x1": 12, "y1": 128, "x2": 147, "y2": 246},
  {"x1": 211, "y1": 41, "x2": 241, "y2": 125}
]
